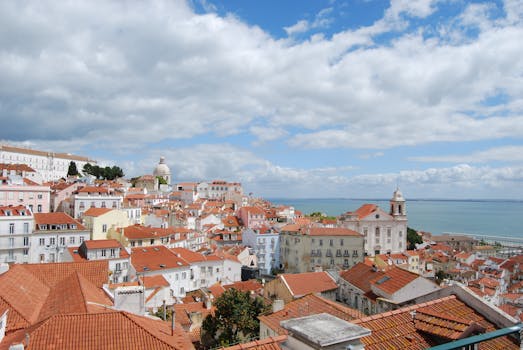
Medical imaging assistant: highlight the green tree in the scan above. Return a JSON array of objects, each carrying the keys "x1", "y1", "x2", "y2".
[
  {"x1": 157, "y1": 176, "x2": 168, "y2": 185},
  {"x1": 201, "y1": 289, "x2": 268, "y2": 348},
  {"x1": 82, "y1": 163, "x2": 124, "y2": 180},
  {"x1": 67, "y1": 161, "x2": 79, "y2": 176},
  {"x1": 407, "y1": 227, "x2": 422, "y2": 250}
]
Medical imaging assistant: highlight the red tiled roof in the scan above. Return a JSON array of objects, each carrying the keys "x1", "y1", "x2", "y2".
[
  {"x1": 83, "y1": 207, "x2": 113, "y2": 217},
  {"x1": 19, "y1": 261, "x2": 109, "y2": 288},
  {"x1": 352, "y1": 295, "x2": 519, "y2": 350},
  {"x1": 2, "y1": 311, "x2": 194, "y2": 350},
  {"x1": 280, "y1": 272, "x2": 337, "y2": 296},
  {"x1": 34, "y1": 212, "x2": 86, "y2": 230},
  {"x1": 131, "y1": 246, "x2": 189, "y2": 272},
  {"x1": 259, "y1": 294, "x2": 363, "y2": 335},
  {"x1": 340, "y1": 263, "x2": 385, "y2": 293},
  {"x1": 123, "y1": 225, "x2": 174, "y2": 239},
  {"x1": 221, "y1": 335, "x2": 287, "y2": 350},
  {"x1": 170, "y1": 247, "x2": 206, "y2": 263},
  {"x1": 0, "y1": 163, "x2": 36, "y2": 172},
  {"x1": 83, "y1": 239, "x2": 122, "y2": 249},
  {"x1": 224, "y1": 280, "x2": 263, "y2": 293},
  {"x1": 353, "y1": 204, "x2": 378, "y2": 219},
  {"x1": 370, "y1": 266, "x2": 420, "y2": 295},
  {"x1": 141, "y1": 275, "x2": 170, "y2": 288},
  {"x1": 0, "y1": 205, "x2": 31, "y2": 217}
]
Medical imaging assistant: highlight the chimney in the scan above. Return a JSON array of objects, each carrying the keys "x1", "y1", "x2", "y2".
[{"x1": 272, "y1": 299, "x2": 284, "y2": 313}]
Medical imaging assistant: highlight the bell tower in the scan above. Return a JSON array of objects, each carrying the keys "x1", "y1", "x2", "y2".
[{"x1": 390, "y1": 187, "x2": 406, "y2": 220}]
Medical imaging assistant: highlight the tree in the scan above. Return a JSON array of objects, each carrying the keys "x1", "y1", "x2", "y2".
[
  {"x1": 82, "y1": 163, "x2": 124, "y2": 180},
  {"x1": 156, "y1": 176, "x2": 168, "y2": 185},
  {"x1": 201, "y1": 289, "x2": 268, "y2": 348},
  {"x1": 67, "y1": 161, "x2": 79, "y2": 176},
  {"x1": 407, "y1": 227, "x2": 422, "y2": 250}
]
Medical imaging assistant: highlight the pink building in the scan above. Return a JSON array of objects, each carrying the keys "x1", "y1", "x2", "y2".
[
  {"x1": 49, "y1": 181, "x2": 84, "y2": 212},
  {"x1": 238, "y1": 206, "x2": 267, "y2": 229},
  {"x1": 0, "y1": 178, "x2": 51, "y2": 213}
]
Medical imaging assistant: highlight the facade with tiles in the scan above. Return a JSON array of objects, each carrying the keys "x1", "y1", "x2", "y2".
[
  {"x1": 242, "y1": 227, "x2": 280, "y2": 275},
  {"x1": 0, "y1": 205, "x2": 33, "y2": 264},
  {"x1": 279, "y1": 226, "x2": 364, "y2": 273},
  {"x1": 339, "y1": 188, "x2": 407, "y2": 256}
]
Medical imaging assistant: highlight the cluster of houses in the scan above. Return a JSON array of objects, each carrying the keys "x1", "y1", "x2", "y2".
[{"x1": 0, "y1": 144, "x2": 523, "y2": 349}]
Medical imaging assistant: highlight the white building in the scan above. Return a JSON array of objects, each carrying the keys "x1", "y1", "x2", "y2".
[
  {"x1": 0, "y1": 144, "x2": 96, "y2": 182},
  {"x1": 0, "y1": 205, "x2": 32, "y2": 264},
  {"x1": 64, "y1": 239, "x2": 132, "y2": 284},
  {"x1": 339, "y1": 188, "x2": 407, "y2": 256},
  {"x1": 31, "y1": 212, "x2": 90, "y2": 263},
  {"x1": 71, "y1": 186, "x2": 123, "y2": 219},
  {"x1": 242, "y1": 227, "x2": 280, "y2": 275}
]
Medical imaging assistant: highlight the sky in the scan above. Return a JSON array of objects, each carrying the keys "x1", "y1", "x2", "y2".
[{"x1": 1, "y1": 0, "x2": 523, "y2": 199}]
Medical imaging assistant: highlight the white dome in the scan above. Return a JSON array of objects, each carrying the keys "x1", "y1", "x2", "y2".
[
  {"x1": 391, "y1": 187, "x2": 405, "y2": 201},
  {"x1": 153, "y1": 157, "x2": 171, "y2": 177}
]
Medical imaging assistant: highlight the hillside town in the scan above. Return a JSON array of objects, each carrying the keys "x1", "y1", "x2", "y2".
[{"x1": 1, "y1": 144, "x2": 523, "y2": 349}]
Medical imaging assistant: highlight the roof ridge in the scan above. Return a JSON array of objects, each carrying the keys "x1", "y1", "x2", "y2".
[
  {"x1": 353, "y1": 295, "x2": 457, "y2": 324},
  {"x1": 121, "y1": 311, "x2": 179, "y2": 349}
]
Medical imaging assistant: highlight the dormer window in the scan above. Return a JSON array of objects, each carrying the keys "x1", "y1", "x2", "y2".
[
  {"x1": 70, "y1": 224, "x2": 76, "y2": 229},
  {"x1": 39, "y1": 224, "x2": 47, "y2": 230}
]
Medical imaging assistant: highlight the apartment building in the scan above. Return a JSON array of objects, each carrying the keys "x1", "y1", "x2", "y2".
[{"x1": 0, "y1": 205, "x2": 33, "y2": 264}]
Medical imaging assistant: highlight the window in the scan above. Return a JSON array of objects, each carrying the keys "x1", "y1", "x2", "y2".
[
  {"x1": 150, "y1": 239, "x2": 154, "y2": 245},
  {"x1": 180, "y1": 287, "x2": 185, "y2": 294},
  {"x1": 319, "y1": 239, "x2": 323, "y2": 246},
  {"x1": 59, "y1": 237, "x2": 65, "y2": 246},
  {"x1": 79, "y1": 236, "x2": 84, "y2": 243},
  {"x1": 102, "y1": 224, "x2": 107, "y2": 233},
  {"x1": 9, "y1": 237, "x2": 14, "y2": 248},
  {"x1": 182, "y1": 272, "x2": 187, "y2": 279},
  {"x1": 375, "y1": 227, "x2": 380, "y2": 236},
  {"x1": 23, "y1": 236, "x2": 29, "y2": 246},
  {"x1": 387, "y1": 228, "x2": 391, "y2": 237},
  {"x1": 37, "y1": 204, "x2": 42, "y2": 213},
  {"x1": 340, "y1": 239, "x2": 344, "y2": 246},
  {"x1": 399, "y1": 231, "x2": 403, "y2": 237},
  {"x1": 39, "y1": 238, "x2": 45, "y2": 246},
  {"x1": 363, "y1": 228, "x2": 368, "y2": 236},
  {"x1": 110, "y1": 249, "x2": 115, "y2": 257},
  {"x1": 9, "y1": 223, "x2": 14, "y2": 234},
  {"x1": 90, "y1": 202, "x2": 95, "y2": 208},
  {"x1": 131, "y1": 241, "x2": 136, "y2": 247},
  {"x1": 101, "y1": 249, "x2": 106, "y2": 257},
  {"x1": 50, "y1": 237, "x2": 56, "y2": 245},
  {"x1": 329, "y1": 239, "x2": 333, "y2": 246},
  {"x1": 330, "y1": 259, "x2": 335, "y2": 265},
  {"x1": 101, "y1": 202, "x2": 106, "y2": 208},
  {"x1": 24, "y1": 223, "x2": 29, "y2": 233},
  {"x1": 69, "y1": 237, "x2": 75, "y2": 244},
  {"x1": 37, "y1": 194, "x2": 43, "y2": 199},
  {"x1": 23, "y1": 249, "x2": 29, "y2": 256},
  {"x1": 115, "y1": 263, "x2": 121, "y2": 271}
]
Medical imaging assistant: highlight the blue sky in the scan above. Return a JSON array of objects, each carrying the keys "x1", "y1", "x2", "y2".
[{"x1": 1, "y1": 0, "x2": 523, "y2": 199}]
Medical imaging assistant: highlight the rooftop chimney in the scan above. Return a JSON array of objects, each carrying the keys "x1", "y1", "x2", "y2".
[{"x1": 272, "y1": 299, "x2": 284, "y2": 313}]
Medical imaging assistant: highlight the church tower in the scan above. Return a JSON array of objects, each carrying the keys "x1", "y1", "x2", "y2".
[{"x1": 390, "y1": 187, "x2": 407, "y2": 220}]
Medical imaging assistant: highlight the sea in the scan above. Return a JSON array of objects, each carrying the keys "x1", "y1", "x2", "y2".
[{"x1": 268, "y1": 198, "x2": 523, "y2": 239}]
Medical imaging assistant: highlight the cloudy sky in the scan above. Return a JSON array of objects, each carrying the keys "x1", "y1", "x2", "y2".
[{"x1": 1, "y1": 0, "x2": 523, "y2": 199}]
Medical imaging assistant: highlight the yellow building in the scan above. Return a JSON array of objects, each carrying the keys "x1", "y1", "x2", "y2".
[{"x1": 83, "y1": 208, "x2": 132, "y2": 240}]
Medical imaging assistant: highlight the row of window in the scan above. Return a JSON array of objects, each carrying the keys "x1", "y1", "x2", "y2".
[
  {"x1": 78, "y1": 201, "x2": 118, "y2": 209},
  {"x1": 39, "y1": 236, "x2": 85, "y2": 246},
  {"x1": 7, "y1": 222, "x2": 31, "y2": 234},
  {"x1": 0, "y1": 192, "x2": 45, "y2": 200}
]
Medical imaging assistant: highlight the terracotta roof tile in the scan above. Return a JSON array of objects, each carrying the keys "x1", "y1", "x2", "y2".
[
  {"x1": 3, "y1": 311, "x2": 194, "y2": 350},
  {"x1": 34, "y1": 212, "x2": 86, "y2": 230},
  {"x1": 83, "y1": 207, "x2": 113, "y2": 217},
  {"x1": 131, "y1": 246, "x2": 189, "y2": 272},
  {"x1": 280, "y1": 272, "x2": 337, "y2": 297}
]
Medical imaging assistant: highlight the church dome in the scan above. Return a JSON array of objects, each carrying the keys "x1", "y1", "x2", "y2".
[
  {"x1": 391, "y1": 187, "x2": 405, "y2": 201},
  {"x1": 153, "y1": 156, "x2": 171, "y2": 177}
]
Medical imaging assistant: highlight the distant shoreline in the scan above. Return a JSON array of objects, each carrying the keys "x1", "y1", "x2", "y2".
[{"x1": 268, "y1": 197, "x2": 523, "y2": 203}]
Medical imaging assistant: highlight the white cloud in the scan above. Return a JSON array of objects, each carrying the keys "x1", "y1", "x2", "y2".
[
  {"x1": 284, "y1": 7, "x2": 334, "y2": 36},
  {"x1": 409, "y1": 146, "x2": 523, "y2": 163}
]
